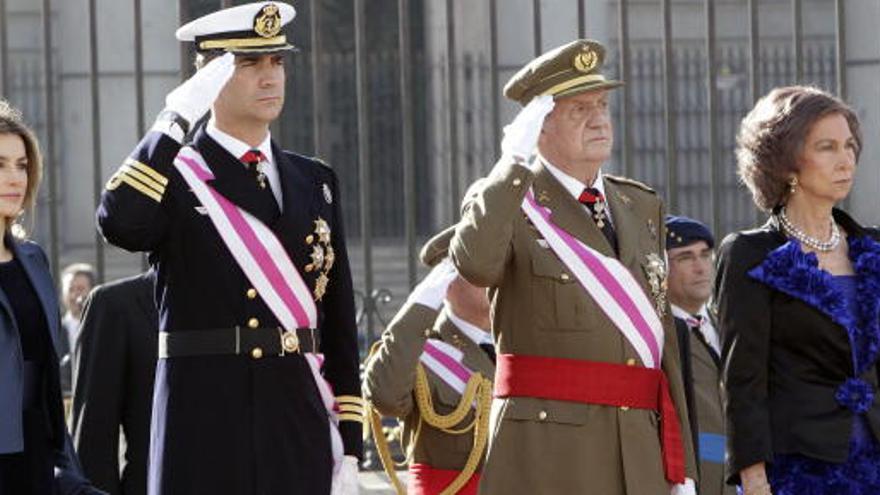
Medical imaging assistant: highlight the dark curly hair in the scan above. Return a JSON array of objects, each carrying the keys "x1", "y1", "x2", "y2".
[{"x1": 736, "y1": 85, "x2": 861, "y2": 212}]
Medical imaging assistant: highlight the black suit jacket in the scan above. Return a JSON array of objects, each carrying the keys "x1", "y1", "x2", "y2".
[
  {"x1": 715, "y1": 209, "x2": 880, "y2": 483},
  {"x1": 71, "y1": 272, "x2": 157, "y2": 495},
  {"x1": 674, "y1": 316, "x2": 699, "y2": 467}
]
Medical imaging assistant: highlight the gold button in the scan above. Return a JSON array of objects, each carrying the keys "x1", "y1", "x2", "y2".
[
  {"x1": 251, "y1": 347, "x2": 263, "y2": 359},
  {"x1": 424, "y1": 329, "x2": 432, "y2": 337},
  {"x1": 538, "y1": 410, "x2": 548, "y2": 421},
  {"x1": 248, "y1": 318, "x2": 259, "y2": 329},
  {"x1": 306, "y1": 234, "x2": 314, "y2": 245},
  {"x1": 512, "y1": 178, "x2": 522, "y2": 187},
  {"x1": 626, "y1": 358, "x2": 636, "y2": 366},
  {"x1": 560, "y1": 273, "x2": 570, "y2": 281},
  {"x1": 246, "y1": 288, "x2": 257, "y2": 300}
]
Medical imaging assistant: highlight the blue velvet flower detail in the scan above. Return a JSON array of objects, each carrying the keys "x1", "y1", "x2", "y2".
[{"x1": 835, "y1": 378, "x2": 875, "y2": 414}]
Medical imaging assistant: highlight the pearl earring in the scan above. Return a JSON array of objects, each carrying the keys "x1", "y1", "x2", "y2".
[{"x1": 788, "y1": 176, "x2": 798, "y2": 194}]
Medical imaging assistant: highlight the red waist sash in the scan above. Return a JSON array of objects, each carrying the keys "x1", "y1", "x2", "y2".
[
  {"x1": 494, "y1": 353, "x2": 685, "y2": 484},
  {"x1": 408, "y1": 463, "x2": 480, "y2": 495}
]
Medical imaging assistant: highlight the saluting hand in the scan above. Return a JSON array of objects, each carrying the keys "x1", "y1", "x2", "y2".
[
  {"x1": 407, "y1": 258, "x2": 459, "y2": 311},
  {"x1": 163, "y1": 52, "x2": 236, "y2": 130},
  {"x1": 500, "y1": 94, "x2": 556, "y2": 162}
]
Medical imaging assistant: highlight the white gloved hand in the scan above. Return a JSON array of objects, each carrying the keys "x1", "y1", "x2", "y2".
[
  {"x1": 670, "y1": 478, "x2": 697, "y2": 495},
  {"x1": 500, "y1": 94, "x2": 556, "y2": 161},
  {"x1": 330, "y1": 455, "x2": 359, "y2": 495},
  {"x1": 163, "y1": 52, "x2": 236, "y2": 128},
  {"x1": 407, "y1": 258, "x2": 458, "y2": 310}
]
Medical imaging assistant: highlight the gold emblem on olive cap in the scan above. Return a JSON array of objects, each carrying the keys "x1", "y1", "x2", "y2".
[{"x1": 572, "y1": 48, "x2": 598, "y2": 73}]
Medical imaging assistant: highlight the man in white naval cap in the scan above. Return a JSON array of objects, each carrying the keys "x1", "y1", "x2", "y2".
[{"x1": 96, "y1": 3, "x2": 363, "y2": 494}]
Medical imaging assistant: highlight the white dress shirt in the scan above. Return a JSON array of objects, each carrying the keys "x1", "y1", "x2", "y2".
[
  {"x1": 444, "y1": 305, "x2": 492, "y2": 347},
  {"x1": 206, "y1": 119, "x2": 283, "y2": 209},
  {"x1": 671, "y1": 303, "x2": 721, "y2": 356},
  {"x1": 540, "y1": 155, "x2": 613, "y2": 227}
]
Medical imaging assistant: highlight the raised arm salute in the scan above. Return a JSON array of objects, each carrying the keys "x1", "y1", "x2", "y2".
[
  {"x1": 97, "y1": 3, "x2": 362, "y2": 494},
  {"x1": 450, "y1": 39, "x2": 698, "y2": 495}
]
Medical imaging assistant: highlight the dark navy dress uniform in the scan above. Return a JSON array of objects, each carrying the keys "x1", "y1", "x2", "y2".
[{"x1": 96, "y1": 127, "x2": 363, "y2": 494}]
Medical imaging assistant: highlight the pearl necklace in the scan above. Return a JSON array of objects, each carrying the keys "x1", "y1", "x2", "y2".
[{"x1": 779, "y1": 207, "x2": 840, "y2": 252}]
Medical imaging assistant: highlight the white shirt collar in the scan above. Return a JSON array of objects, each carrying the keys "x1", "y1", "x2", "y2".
[
  {"x1": 206, "y1": 118, "x2": 274, "y2": 166},
  {"x1": 671, "y1": 303, "x2": 720, "y2": 355},
  {"x1": 540, "y1": 155, "x2": 606, "y2": 201},
  {"x1": 444, "y1": 305, "x2": 492, "y2": 346}
]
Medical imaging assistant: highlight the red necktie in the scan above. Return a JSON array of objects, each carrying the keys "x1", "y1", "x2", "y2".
[{"x1": 578, "y1": 187, "x2": 617, "y2": 254}]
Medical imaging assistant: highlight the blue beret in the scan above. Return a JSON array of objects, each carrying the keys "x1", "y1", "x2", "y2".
[{"x1": 665, "y1": 215, "x2": 714, "y2": 249}]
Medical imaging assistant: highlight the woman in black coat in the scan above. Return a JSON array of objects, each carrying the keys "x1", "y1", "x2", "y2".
[
  {"x1": 716, "y1": 86, "x2": 880, "y2": 495},
  {"x1": 0, "y1": 99, "x2": 102, "y2": 494}
]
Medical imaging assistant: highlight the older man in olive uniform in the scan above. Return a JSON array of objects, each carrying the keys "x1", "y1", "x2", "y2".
[
  {"x1": 666, "y1": 215, "x2": 735, "y2": 495},
  {"x1": 450, "y1": 39, "x2": 697, "y2": 494},
  {"x1": 364, "y1": 227, "x2": 495, "y2": 495}
]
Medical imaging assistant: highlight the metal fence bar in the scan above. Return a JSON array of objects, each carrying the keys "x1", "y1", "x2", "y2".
[
  {"x1": 398, "y1": 0, "x2": 417, "y2": 289},
  {"x1": 748, "y1": 0, "x2": 763, "y2": 225},
  {"x1": 446, "y1": 0, "x2": 459, "y2": 217},
  {"x1": 89, "y1": 0, "x2": 105, "y2": 282},
  {"x1": 661, "y1": 0, "x2": 677, "y2": 212},
  {"x1": 489, "y1": 0, "x2": 500, "y2": 159},
  {"x1": 354, "y1": 0, "x2": 374, "y2": 339},
  {"x1": 178, "y1": 1, "x2": 189, "y2": 81},
  {"x1": 41, "y1": 0, "x2": 59, "y2": 278},
  {"x1": 310, "y1": 0, "x2": 324, "y2": 156},
  {"x1": 617, "y1": 0, "x2": 632, "y2": 176},
  {"x1": 705, "y1": 0, "x2": 720, "y2": 235},
  {"x1": 835, "y1": 0, "x2": 846, "y2": 99},
  {"x1": 532, "y1": 0, "x2": 541, "y2": 56},
  {"x1": 134, "y1": 0, "x2": 150, "y2": 272},
  {"x1": 578, "y1": 0, "x2": 586, "y2": 39},
  {"x1": 0, "y1": 0, "x2": 8, "y2": 96},
  {"x1": 793, "y1": 0, "x2": 803, "y2": 82}
]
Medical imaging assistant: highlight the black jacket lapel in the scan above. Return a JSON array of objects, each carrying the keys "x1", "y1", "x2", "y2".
[{"x1": 193, "y1": 128, "x2": 280, "y2": 225}]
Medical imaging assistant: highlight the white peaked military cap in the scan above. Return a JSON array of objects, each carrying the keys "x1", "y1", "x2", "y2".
[{"x1": 176, "y1": 2, "x2": 297, "y2": 54}]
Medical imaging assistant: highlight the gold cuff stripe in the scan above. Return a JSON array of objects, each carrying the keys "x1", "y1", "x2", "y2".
[
  {"x1": 199, "y1": 35, "x2": 286, "y2": 51},
  {"x1": 119, "y1": 165, "x2": 165, "y2": 195},
  {"x1": 336, "y1": 395, "x2": 364, "y2": 405},
  {"x1": 338, "y1": 412, "x2": 365, "y2": 424},
  {"x1": 338, "y1": 404, "x2": 363, "y2": 414},
  {"x1": 116, "y1": 174, "x2": 162, "y2": 202},
  {"x1": 541, "y1": 74, "x2": 609, "y2": 96},
  {"x1": 126, "y1": 159, "x2": 168, "y2": 186}
]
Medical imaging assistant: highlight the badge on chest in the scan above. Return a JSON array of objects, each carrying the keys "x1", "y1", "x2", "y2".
[{"x1": 305, "y1": 217, "x2": 335, "y2": 300}]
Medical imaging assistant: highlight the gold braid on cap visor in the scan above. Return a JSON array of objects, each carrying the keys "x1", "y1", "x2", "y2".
[
  {"x1": 198, "y1": 35, "x2": 286, "y2": 51},
  {"x1": 541, "y1": 74, "x2": 609, "y2": 96}
]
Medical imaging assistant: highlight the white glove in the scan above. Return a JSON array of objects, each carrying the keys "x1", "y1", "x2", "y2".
[
  {"x1": 330, "y1": 455, "x2": 359, "y2": 495},
  {"x1": 670, "y1": 478, "x2": 697, "y2": 495},
  {"x1": 500, "y1": 94, "x2": 556, "y2": 161},
  {"x1": 163, "y1": 52, "x2": 236, "y2": 128},
  {"x1": 408, "y1": 258, "x2": 458, "y2": 310}
]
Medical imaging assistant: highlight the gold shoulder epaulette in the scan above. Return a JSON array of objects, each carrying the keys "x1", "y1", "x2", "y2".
[{"x1": 604, "y1": 174, "x2": 656, "y2": 194}]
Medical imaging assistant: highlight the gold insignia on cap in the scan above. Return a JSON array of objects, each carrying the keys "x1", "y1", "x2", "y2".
[
  {"x1": 572, "y1": 48, "x2": 598, "y2": 73},
  {"x1": 254, "y1": 4, "x2": 282, "y2": 38}
]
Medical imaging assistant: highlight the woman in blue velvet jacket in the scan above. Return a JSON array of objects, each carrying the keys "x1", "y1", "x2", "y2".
[
  {"x1": 716, "y1": 86, "x2": 880, "y2": 495},
  {"x1": 0, "y1": 99, "x2": 102, "y2": 494}
]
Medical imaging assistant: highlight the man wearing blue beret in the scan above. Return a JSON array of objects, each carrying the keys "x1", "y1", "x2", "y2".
[{"x1": 665, "y1": 215, "x2": 734, "y2": 495}]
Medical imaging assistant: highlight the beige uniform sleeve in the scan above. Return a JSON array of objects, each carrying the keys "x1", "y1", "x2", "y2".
[
  {"x1": 449, "y1": 160, "x2": 535, "y2": 288},
  {"x1": 363, "y1": 303, "x2": 441, "y2": 418}
]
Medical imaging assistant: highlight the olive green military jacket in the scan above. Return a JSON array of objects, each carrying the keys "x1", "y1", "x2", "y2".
[
  {"x1": 449, "y1": 160, "x2": 697, "y2": 495},
  {"x1": 363, "y1": 303, "x2": 495, "y2": 472},
  {"x1": 684, "y1": 314, "x2": 735, "y2": 495}
]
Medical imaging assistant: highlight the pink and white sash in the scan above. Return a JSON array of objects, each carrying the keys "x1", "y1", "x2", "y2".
[
  {"x1": 521, "y1": 189, "x2": 664, "y2": 368},
  {"x1": 174, "y1": 147, "x2": 344, "y2": 473},
  {"x1": 420, "y1": 339, "x2": 475, "y2": 405}
]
